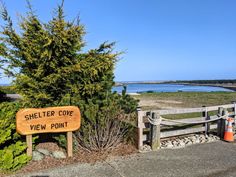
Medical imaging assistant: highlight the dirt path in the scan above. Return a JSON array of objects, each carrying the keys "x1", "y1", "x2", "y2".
[{"x1": 138, "y1": 99, "x2": 183, "y2": 110}]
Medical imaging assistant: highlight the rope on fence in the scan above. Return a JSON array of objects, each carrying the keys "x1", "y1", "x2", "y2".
[
  {"x1": 147, "y1": 114, "x2": 227, "y2": 125},
  {"x1": 148, "y1": 115, "x2": 161, "y2": 125}
]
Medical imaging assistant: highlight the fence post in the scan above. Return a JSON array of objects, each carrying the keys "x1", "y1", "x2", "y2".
[
  {"x1": 150, "y1": 112, "x2": 161, "y2": 150},
  {"x1": 217, "y1": 107, "x2": 228, "y2": 140},
  {"x1": 136, "y1": 107, "x2": 143, "y2": 150},
  {"x1": 223, "y1": 108, "x2": 229, "y2": 138},
  {"x1": 202, "y1": 106, "x2": 210, "y2": 135},
  {"x1": 232, "y1": 101, "x2": 236, "y2": 125},
  {"x1": 146, "y1": 111, "x2": 152, "y2": 143},
  {"x1": 26, "y1": 135, "x2": 32, "y2": 156},
  {"x1": 217, "y1": 107, "x2": 223, "y2": 137}
]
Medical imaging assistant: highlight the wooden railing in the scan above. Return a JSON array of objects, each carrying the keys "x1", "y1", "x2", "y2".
[{"x1": 136, "y1": 103, "x2": 236, "y2": 150}]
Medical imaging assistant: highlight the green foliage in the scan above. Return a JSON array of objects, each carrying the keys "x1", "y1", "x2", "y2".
[
  {"x1": 0, "y1": 102, "x2": 30, "y2": 171},
  {"x1": 0, "y1": 1, "x2": 138, "y2": 151},
  {"x1": 0, "y1": 42, "x2": 7, "y2": 77},
  {"x1": 119, "y1": 86, "x2": 139, "y2": 114},
  {"x1": 53, "y1": 134, "x2": 67, "y2": 149},
  {"x1": 77, "y1": 93, "x2": 130, "y2": 151},
  {"x1": 0, "y1": 1, "x2": 119, "y2": 108},
  {"x1": 53, "y1": 133, "x2": 79, "y2": 151},
  {"x1": 0, "y1": 142, "x2": 29, "y2": 171}
]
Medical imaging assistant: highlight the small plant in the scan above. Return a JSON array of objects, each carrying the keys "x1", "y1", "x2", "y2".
[
  {"x1": 120, "y1": 86, "x2": 139, "y2": 114},
  {"x1": 0, "y1": 102, "x2": 30, "y2": 171},
  {"x1": 53, "y1": 134, "x2": 67, "y2": 149},
  {"x1": 77, "y1": 93, "x2": 136, "y2": 152}
]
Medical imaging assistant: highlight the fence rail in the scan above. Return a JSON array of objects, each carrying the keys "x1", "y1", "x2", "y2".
[
  {"x1": 136, "y1": 102, "x2": 236, "y2": 150},
  {"x1": 140, "y1": 104, "x2": 235, "y2": 116}
]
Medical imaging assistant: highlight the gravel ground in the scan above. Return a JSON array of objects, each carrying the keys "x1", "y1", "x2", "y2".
[{"x1": 9, "y1": 141, "x2": 236, "y2": 177}]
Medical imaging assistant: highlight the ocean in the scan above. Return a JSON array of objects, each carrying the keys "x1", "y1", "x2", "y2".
[
  {"x1": 112, "y1": 84, "x2": 234, "y2": 93},
  {"x1": 1, "y1": 83, "x2": 234, "y2": 93}
]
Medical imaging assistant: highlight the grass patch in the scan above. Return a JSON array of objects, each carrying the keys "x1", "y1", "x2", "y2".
[
  {"x1": 133, "y1": 92, "x2": 236, "y2": 119},
  {"x1": 0, "y1": 85, "x2": 16, "y2": 94},
  {"x1": 134, "y1": 92, "x2": 236, "y2": 109}
]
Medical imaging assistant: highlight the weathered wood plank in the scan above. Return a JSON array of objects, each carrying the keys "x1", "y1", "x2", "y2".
[
  {"x1": 221, "y1": 109, "x2": 228, "y2": 139},
  {"x1": 217, "y1": 107, "x2": 223, "y2": 137},
  {"x1": 137, "y1": 109, "x2": 145, "y2": 149},
  {"x1": 146, "y1": 104, "x2": 234, "y2": 115},
  {"x1": 160, "y1": 124, "x2": 217, "y2": 139},
  {"x1": 140, "y1": 103, "x2": 235, "y2": 144},
  {"x1": 26, "y1": 135, "x2": 32, "y2": 156},
  {"x1": 161, "y1": 115, "x2": 220, "y2": 126},
  {"x1": 202, "y1": 107, "x2": 210, "y2": 135},
  {"x1": 233, "y1": 102, "x2": 236, "y2": 125},
  {"x1": 141, "y1": 115, "x2": 223, "y2": 127},
  {"x1": 161, "y1": 117, "x2": 205, "y2": 126},
  {"x1": 142, "y1": 124, "x2": 218, "y2": 141},
  {"x1": 143, "y1": 133, "x2": 148, "y2": 141},
  {"x1": 150, "y1": 113, "x2": 161, "y2": 150},
  {"x1": 67, "y1": 131, "x2": 73, "y2": 157},
  {"x1": 154, "y1": 107, "x2": 205, "y2": 115},
  {"x1": 207, "y1": 104, "x2": 234, "y2": 111}
]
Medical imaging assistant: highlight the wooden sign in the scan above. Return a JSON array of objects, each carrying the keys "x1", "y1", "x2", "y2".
[
  {"x1": 16, "y1": 106, "x2": 81, "y2": 157},
  {"x1": 16, "y1": 106, "x2": 81, "y2": 135}
]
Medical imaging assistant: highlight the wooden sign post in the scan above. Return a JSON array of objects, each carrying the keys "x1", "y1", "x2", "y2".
[{"x1": 16, "y1": 106, "x2": 81, "y2": 157}]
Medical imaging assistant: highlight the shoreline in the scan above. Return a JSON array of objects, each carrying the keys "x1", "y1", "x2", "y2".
[{"x1": 171, "y1": 83, "x2": 236, "y2": 92}]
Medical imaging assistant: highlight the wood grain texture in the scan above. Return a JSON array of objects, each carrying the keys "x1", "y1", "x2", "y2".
[
  {"x1": 67, "y1": 131, "x2": 73, "y2": 157},
  {"x1": 150, "y1": 112, "x2": 161, "y2": 150},
  {"x1": 16, "y1": 106, "x2": 81, "y2": 135},
  {"x1": 26, "y1": 135, "x2": 32, "y2": 156},
  {"x1": 149, "y1": 104, "x2": 234, "y2": 115}
]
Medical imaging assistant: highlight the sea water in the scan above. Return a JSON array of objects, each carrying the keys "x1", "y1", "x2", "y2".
[{"x1": 112, "y1": 84, "x2": 233, "y2": 93}]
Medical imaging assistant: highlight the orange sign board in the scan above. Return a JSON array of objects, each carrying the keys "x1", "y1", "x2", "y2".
[{"x1": 16, "y1": 106, "x2": 81, "y2": 135}]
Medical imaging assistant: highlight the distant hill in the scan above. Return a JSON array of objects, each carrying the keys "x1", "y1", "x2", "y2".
[
  {"x1": 0, "y1": 83, "x2": 11, "y2": 86},
  {"x1": 167, "y1": 79, "x2": 236, "y2": 84},
  {"x1": 115, "y1": 79, "x2": 236, "y2": 86}
]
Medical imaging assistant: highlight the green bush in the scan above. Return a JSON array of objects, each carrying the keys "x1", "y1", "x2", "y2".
[
  {"x1": 0, "y1": 1, "x2": 118, "y2": 109},
  {"x1": 76, "y1": 92, "x2": 138, "y2": 152},
  {"x1": 0, "y1": 102, "x2": 30, "y2": 171},
  {"x1": 52, "y1": 133, "x2": 79, "y2": 152},
  {"x1": 0, "y1": 1, "x2": 139, "y2": 152},
  {"x1": 120, "y1": 86, "x2": 139, "y2": 114}
]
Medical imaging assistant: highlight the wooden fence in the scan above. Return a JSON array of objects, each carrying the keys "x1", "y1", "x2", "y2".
[{"x1": 136, "y1": 102, "x2": 236, "y2": 150}]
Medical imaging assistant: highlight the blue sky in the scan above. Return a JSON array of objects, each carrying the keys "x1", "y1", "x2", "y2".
[{"x1": 0, "y1": 0, "x2": 236, "y2": 84}]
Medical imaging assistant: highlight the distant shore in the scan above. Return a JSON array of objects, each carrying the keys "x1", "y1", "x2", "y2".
[
  {"x1": 164, "y1": 83, "x2": 236, "y2": 92},
  {"x1": 115, "y1": 81, "x2": 166, "y2": 86}
]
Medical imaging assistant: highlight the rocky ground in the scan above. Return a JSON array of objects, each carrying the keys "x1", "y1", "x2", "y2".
[
  {"x1": 31, "y1": 133, "x2": 220, "y2": 162},
  {"x1": 140, "y1": 133, "x2": 220, "y2": 152}
]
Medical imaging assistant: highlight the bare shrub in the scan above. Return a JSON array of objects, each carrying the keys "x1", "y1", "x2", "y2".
[{"x1": 76, "y1": 99, "x2": 131, "y2": 152}]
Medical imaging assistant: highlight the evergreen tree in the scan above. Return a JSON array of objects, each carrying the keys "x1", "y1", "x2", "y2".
[
  {"x1": 0, "y1": 1, "x2": 118, "y2": 108},
  {"x1": 0, "y1": 1, "x2": 138, "y2": 151}
]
